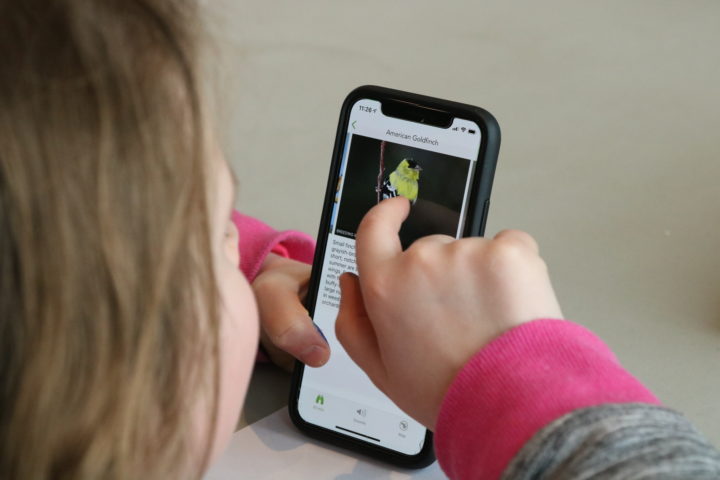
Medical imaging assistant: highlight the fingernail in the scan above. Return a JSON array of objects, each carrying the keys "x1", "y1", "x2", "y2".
[
  {"x1": 300, "y1": 345, "x2": 327, "y2": 366},
  {"x1": 314, "y1": 323, "x2": 328, "y2": 344}
]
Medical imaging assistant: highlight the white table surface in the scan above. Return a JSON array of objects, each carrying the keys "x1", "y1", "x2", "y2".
[{"x1": 209, "y1": 408, "x2": 446, "y2": 480}]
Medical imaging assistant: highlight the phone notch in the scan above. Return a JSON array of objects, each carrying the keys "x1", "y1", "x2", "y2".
[{"x1": 381, "y1": 99, "x2": 453, "y2": 128}]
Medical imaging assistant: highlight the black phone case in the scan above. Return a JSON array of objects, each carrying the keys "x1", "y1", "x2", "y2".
[{"x1": 288, "y1": 85, "x2": 500, "y2": 469}]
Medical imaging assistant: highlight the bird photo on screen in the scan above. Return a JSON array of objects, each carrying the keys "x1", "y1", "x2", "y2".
[{"x1": 379, "y1": 158, "x2": 422, "y2": 205}]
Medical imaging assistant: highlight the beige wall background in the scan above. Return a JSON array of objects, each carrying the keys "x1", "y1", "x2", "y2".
[{"x1": 203, "y1": 1, "x2": 720, "y2": 444}]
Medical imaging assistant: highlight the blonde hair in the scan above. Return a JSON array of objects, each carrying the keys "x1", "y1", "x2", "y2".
[{"x1": 0, "y1": 1, "x2": 219, "y2": 478}]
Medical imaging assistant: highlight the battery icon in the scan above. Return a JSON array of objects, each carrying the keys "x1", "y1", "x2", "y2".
[{"x1": 468, "y1": 129, "x2": 476, "y2": 135}]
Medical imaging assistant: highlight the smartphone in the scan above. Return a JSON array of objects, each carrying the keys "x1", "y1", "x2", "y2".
[{"x1": 289, "y1": 85, "x2": 500, "y2": 468}]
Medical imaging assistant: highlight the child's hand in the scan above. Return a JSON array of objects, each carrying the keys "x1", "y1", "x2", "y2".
[
  {"x1": 335, "y1": 197, "x2": 563, "y2": 430},
  {"x1": 252, "y1": 254, "x2": 330, "y2": 371}
]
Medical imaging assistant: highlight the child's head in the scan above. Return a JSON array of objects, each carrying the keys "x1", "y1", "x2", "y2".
[{"x1": 0, "y1": 1, "x2": 256, "y2": 478}]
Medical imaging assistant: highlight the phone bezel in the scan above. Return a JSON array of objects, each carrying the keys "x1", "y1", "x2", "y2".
[{"x1": 288, "y1": 85, "x2": 500, "y2": 469}]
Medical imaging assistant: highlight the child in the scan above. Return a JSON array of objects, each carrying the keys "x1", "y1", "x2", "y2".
[
  {"x1": 0, "y1": 1, "x2": 329, "y2": 477},
  {"x1": 336, "y1": 197, "x2": 720, "y2": 479},
  {"x1": 1, "y1": 2, "x2": 718, "y2": 480},
  {"x1": 0, "y1": 1, "x2": 318, "y2": 477}
]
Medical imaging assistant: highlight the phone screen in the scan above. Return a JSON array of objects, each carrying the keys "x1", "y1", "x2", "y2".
[{"x1": 297, "y1": 98, "x2": 482, "y2": 455}]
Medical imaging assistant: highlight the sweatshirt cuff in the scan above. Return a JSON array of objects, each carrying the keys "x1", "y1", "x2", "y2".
[
  {"x1": 434, "y1": 319, "x2": 660, "y2": 480},
  {"x1": 232, "y1": 211, "x2": 315, "y2": 282}
]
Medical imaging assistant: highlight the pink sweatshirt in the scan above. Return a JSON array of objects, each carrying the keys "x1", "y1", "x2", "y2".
[
  {"x1": 233, "y1": 212, "x2": 661, "y2": 479},
  {"x1": 232, "y1": 211, "x2": 315, "y2": 282},
  {"x1": 434, "y1": 320, "x2": 661, "y2": 479}
]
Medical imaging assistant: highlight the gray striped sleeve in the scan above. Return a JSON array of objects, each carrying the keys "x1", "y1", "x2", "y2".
[{"x1": 501, "y1": 404, "x2": 720, "y2": 479}]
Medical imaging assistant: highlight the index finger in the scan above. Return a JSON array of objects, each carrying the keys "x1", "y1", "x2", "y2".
[{"x1": 355, "y1": 196, "x2": 411, "y2": 276}]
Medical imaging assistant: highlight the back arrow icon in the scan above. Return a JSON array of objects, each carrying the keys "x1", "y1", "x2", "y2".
[{"x1": 352, "y1": 121, "x2": 357, "y2": 129}]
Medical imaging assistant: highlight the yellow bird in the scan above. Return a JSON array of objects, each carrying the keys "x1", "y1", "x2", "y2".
[{"x1": 380, "y1": 159, "x2": 422, "y2": 205}]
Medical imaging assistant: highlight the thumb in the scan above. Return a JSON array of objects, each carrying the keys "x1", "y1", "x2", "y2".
[{"x1": 335, "y1": 273, "x2": 387, "y2": 389}]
